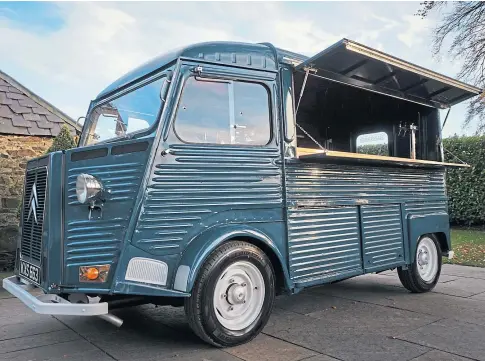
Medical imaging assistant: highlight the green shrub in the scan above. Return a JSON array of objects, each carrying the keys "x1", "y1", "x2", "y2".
[
  {"x1": 357, "y1": 144, "x2": 389, "y2": 156},
  {"x1": 443, "y1": 135, "x2": 485, "y2": 225},
  {"x1": 46, "y1": 125, "x2": 76, "y2": 153}
]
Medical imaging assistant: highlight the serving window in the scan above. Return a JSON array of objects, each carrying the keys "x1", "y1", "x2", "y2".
[{"x1": 293, "y1": 73, "x2": 444, "y2": 163}]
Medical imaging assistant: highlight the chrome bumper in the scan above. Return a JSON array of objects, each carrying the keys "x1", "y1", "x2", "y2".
[{"x1": 2, "y1": 276, "x2": 108, "y2": 316}]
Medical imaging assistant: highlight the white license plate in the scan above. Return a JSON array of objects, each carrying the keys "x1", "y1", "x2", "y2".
[{"x1": 19, "y1": 260, "x2": 41, "y2": 285}]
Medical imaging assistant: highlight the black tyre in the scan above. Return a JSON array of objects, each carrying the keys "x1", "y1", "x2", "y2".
[
  {"x1": 398, "y1": 234, "x2": 442, "y2": 293},
  {"x1": 184, "y1": 241, "x2": 276, "y2": 347}
]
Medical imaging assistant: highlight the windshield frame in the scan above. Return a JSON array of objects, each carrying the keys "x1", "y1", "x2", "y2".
[{"x1": 79, "y1": 69, "x2": 172, "y2": 147}]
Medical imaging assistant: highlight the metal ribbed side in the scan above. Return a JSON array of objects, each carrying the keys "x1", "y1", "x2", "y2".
[
  {"x1": 285, "y1": 162, "x2": 447, "y2": 280},
  {"x1": 286, "y1": 163, "x2": 446, "y2": 205},
  {"x1": 361, "y1": 204, "x2": 404, "y2": 270},
  {"x1": 65, "y1": 161, "x2": 145, "y2": 268},
  {"x1": 404, "y1": 200, "x2": 448, "y2": 217},
  {"x1": 288, "y1": 206, "x2": 362, "y2": 281},
  {"x1": 133, "y1": 144, "x2": 282, "y2": 255}
]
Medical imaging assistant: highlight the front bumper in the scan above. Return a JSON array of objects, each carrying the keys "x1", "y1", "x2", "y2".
[{"x1": 2, "y1": 276, "x2": 108, "y2": 316}]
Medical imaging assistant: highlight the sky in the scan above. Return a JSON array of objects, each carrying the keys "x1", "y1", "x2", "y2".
[{"x1": 0, "y1": 1, "x2": 480, "y2": 137}]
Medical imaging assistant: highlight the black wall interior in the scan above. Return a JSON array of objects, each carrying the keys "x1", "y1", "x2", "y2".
[{"x1": 294, "y1": 72, "x2": 442, "y2": 161}]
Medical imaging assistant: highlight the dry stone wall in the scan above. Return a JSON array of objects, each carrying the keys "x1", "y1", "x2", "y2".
[{"x1": 0, "y1": 134, "x2": 52, "y2": 268}]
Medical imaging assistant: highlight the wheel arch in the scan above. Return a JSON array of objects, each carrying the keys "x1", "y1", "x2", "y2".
[
  {"x1": 433, "y1": 231, "x2": 450, "y2": 253},
  {"x1": 173, "y1": 225, "x2": 292, "y2": 294},
  {"x1": 406, "y1": 213, "x2": 450, "y2": 263}
]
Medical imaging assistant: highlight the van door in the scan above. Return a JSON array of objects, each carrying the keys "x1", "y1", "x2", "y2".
[{"x1": 130, "y1": 63, "x2": 284, "y2": 279}]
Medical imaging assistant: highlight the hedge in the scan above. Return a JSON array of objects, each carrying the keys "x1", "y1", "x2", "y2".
[
  {"x1": 357, "y1": 136, "x2": 485, "y2": 225},
  {"x1": 443, "y1": 135, "x2": 485, "y2": 226}
]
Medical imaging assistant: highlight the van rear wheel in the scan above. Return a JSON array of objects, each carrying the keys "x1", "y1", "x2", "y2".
[
  {"x1": 398, "y1": 235, "x2": 442, "y2": 293},
  {"x1": 184, "y1": 241, "x2": 275, "y2": 347}
]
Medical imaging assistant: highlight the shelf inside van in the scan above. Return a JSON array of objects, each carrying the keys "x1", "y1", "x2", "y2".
[{"x1": 297, "y1": 148, "x2": 470, "y2": 169}]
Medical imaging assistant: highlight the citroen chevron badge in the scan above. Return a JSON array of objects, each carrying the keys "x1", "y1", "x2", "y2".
[{"x1": 27, "y1": 183, "x2": 38, "y2": 224}]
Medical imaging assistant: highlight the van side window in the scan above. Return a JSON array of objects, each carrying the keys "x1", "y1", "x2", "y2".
[
  {"x1": 356, "y1": 132, "x2": 389, "y2": 156},
  {"x1": 175, "y1": 77, "x2": 271, "y2": 145}
]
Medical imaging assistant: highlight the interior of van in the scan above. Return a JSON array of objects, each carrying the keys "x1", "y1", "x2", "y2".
[{"x1": 288, "y1": 39, "x2": 481, "y2": 168}]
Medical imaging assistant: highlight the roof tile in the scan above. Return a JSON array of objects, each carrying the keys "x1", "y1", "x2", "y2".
[
  {"x1": 0, "y1": 117, "x2": 29, "y2": 135},
  {"x1": 50, "y1": 122, "x2": 62, "y2": 136},
  {"x1": 36, "y1": 117, "x2": 54, "y2": 129},
  {"x1": 0, "y1": 92, "x2": 13, "y2": 105},
  {"x1": 6, "y1": 92, "x2": 26, "y2": 100},
  {"x1": 23, "y1": 113, "x2": 41, "y2": 122},
  {"x1": 8, "y1": 86, "x2": 22, "y2": 94},
  {"x1": 0, "y1": 70, "x2": 80, "y2": 136},
  {"x1": 32, "y1": 107, "x2": 50, "y2": 115},
  {"x1": 8, "y1": 101, "x2": 32, "y2": 114},
  {"x1": 11, "y1": 115, "x2": 33, "y2": 128},
  {"x1": 27, "y1": 122, "x2": 51, "y2": 136},
  {"x1": 0, "y1": 105, "x2": 14, "y2": 118},
  {"x1": 46, "y1": 114, "x2": 64, "y2": 123},
  {"x1": 18, "y1": 98, "x2": 39, "y2": 108}
]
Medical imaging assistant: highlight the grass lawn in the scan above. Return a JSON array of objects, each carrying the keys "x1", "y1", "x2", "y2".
[{"x1": 445, "y1": 228, "x2": 485, "y2": 267}]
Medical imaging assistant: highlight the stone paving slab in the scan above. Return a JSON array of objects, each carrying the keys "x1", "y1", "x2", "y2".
[
  {"x1": 226, "y1": 334, "x2": 317, "y2": 361},
  {"x1": 409, "y1": 350, "x2": 474, "y2": 361},
  {"x1": 0, "y1": 264, "x2": 484, "y2": 361},
  {"x1": 397, "y1": 318, "x2": 485, "y2": 361},
  {"x1": 470, "y1": 291, "x2": 485, "y2": 301},
  {"x1": 441, "y1": 264, "x2": 485, "y2": 279},
  {"x1": 0, "y1": 329, "x2": 79, "y2": 355},
  {"x1": 0, "y1": 340, "x2": 115, "y2": 361}
]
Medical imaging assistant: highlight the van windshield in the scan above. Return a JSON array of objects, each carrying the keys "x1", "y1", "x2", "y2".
[{"x1": 83, "y1": 77, "x2": 166, "y2": 146}]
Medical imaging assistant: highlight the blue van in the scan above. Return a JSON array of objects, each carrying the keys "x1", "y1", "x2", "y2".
[{"x1": 4, "y1": 39, "x2": 483, "y2": 347}]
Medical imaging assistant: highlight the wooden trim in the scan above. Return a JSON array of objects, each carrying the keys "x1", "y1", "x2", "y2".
[{"x1": 297, "y1": 147, "x2": 470, "y2": 168}]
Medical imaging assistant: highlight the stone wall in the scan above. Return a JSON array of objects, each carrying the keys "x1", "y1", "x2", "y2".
[{"x1": 0, "y1": 135, "x2": 52, "y2": 268}]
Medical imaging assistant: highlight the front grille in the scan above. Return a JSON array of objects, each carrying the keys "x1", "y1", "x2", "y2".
[{"x1": 20, "y1": 167, "x2": 48, "y2": 264}]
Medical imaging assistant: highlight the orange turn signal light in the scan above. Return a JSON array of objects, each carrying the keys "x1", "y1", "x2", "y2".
[
  {"x1": 86, "y1": 267, "x2": 99, "y2": 280},
  {"x1": 79, "y1": 264, "x2": 110, "y2": 282}
]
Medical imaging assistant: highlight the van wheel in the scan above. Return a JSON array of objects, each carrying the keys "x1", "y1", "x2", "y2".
[
  {"x1": 184, "y1": 241, "x2": 275, "y2": 347},
  {"x1": 398, "y1": 235, "x2": 442, "y2": 293}
]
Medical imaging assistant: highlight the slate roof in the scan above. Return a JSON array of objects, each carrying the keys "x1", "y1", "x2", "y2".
[{"x1": 0, "y1": 70, "x2": 81, "y2": 137}]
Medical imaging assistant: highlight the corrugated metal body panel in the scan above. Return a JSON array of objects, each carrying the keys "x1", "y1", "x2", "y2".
[
  {"x1": 285, "y1": 161, "x2": 447, "y2": 280},
  {"x1": 63, "y1": 141, "x2": 151, "y2": 287},
  {"x1": 288, "y1": 206, "x2": 362, "y2": 281},
  {"x1": 361, "y1": 204, "x2": 404, "y2": 271},
  {"x1": 65, "y1": 161, "x2": 145, "y2": 267},
  {"x1": 133, "y1": 144, "x2": 283, "y2": 255},
  {"x1": 286, "y1": 163, "x2": 446, "y2": 206},
  {"x1": 404, "y1": 200, "x2": 448, "y2": 217}
]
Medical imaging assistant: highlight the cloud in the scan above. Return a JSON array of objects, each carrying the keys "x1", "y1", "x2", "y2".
[
  {"x1": 0, "y1": 1, "x2": 474, "y2": 139},
  {"x1": 397, "y1": 15, "x2": 431, "y2": 48}
]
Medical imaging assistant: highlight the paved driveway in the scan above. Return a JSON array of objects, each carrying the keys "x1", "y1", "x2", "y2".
[{"x1": 2, "y1": 264, "x2": 485, "y2": 361}]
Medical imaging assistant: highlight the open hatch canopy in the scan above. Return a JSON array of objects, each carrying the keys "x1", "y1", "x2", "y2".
[{"x1": 293, "y1": 38, "x2": 483, "y2": 109}]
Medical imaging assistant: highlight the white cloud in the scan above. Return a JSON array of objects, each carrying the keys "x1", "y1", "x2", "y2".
[
  {"x1": 397, "y1": 15, "x2": 431, "y2": 48},
  {"x1": 0, "y1": 1, "x2": 477, "y2": 137}
]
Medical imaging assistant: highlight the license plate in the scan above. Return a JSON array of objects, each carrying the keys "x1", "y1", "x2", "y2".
[{"x1": 19, "y1": 260, "x2": 41, "y2": 285}]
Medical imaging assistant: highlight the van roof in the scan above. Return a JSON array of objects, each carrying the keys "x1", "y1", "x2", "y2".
[
  {"x1": 96, "y1": 41, "x2": 286, "y2": 99},
  {"x1": 96, "y1": 39, "x2": 482, "y2": 109}
]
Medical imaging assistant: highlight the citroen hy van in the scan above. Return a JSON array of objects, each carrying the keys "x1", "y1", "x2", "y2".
[{"x1": 3, "y1": 39, "x2": 483, "y2": 347}]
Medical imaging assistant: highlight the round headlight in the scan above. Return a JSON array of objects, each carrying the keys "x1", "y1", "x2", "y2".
[{"x1": 76, "y1": 173, "x2": 103, "y2": 204}]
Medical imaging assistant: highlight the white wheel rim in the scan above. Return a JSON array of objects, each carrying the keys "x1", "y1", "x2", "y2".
[
  {"x1": 416, "y1": 237, "x2": 438, "y2": 283},
  {"x1": 213, "y1": 261, "x2": 265, "y2": 331}
]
